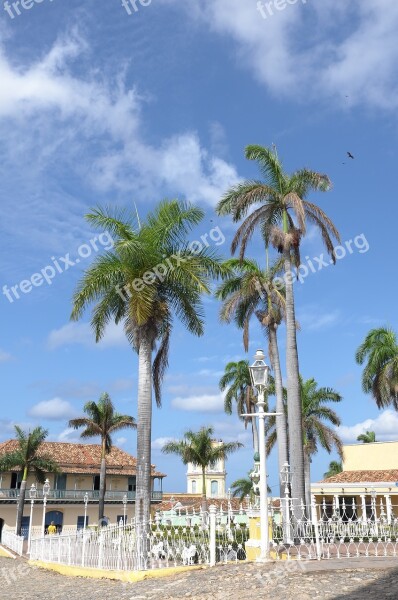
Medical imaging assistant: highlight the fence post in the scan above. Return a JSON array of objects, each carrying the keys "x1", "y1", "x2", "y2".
[
  {"x1": 311, "y1": 495, "x2": 321, "y2": 561},
  {"x1": 82, "y1": 530, "x2": 86, "y2": 567},
  {"x1": 209, "y1": 505, "x2": 217, "y2": 567},
  {"x1": 98, "y1": 530, "x2": 104, "y2": 569}
]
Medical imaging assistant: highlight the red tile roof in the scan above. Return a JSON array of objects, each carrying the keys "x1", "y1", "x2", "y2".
[
  {"x1": 157, "y1": 493, "x2": 280, "y2": 511},
  {"x1": 321, "y1": 470, "x2": 398, "y2": 484},
  {"x1": 0, "y1": 440, "x2": 165, "y2": 478}
]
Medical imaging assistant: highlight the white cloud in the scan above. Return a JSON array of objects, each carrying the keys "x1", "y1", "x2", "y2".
[
  {"x1": 298, "y1": 308, "x2": 340, "y2": 331},
  {"x1": 152, "y1": 437, "x2": 176, "y2": 451},
  {"x1": 56, "y1": 428, "x2": 85, "y2": 443},
  {"x1": 0, "y1": 419, "x2": 34, "y2": 441},
  {"x1": 116, "y1": 437, "x2": 128, "y2": 446},
  {"x1": 0, "y1": 349, "x2": 12, "y2": 362},
  {"x1": 28, "y1": 398, "x2": 76, "y2": 421},
  {"x1": 47, "y1": 321, "x2": 128, "y2": 350},
  {"x1": 0, "y1": 29, "x2": 240, "y2": 233},
  {"x1": 171, "y1": 392, "x2": 225, "y2": 412},
  {"x1": 337, "y1": 409, "x2": 398, "y2": 443},
  {"x1": 166, "y1": 0, "x2": 398, "y2": 110}
]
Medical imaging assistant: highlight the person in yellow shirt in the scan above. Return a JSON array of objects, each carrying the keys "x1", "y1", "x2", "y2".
[{"x1": 47, "y1": 521, "x2": 57, "y2": 535}]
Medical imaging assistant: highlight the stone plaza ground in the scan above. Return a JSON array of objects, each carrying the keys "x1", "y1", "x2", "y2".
[{"x1": 1, "y1": 556, "x2": 398, "y2": 599}]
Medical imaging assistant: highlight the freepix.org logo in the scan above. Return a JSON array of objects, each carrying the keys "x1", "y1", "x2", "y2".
[{"x1": 257, "y1": 0, "x2": 307, "y2": 20}]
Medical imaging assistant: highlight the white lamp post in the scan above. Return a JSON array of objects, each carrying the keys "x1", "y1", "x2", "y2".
[
  {"x1": 123, "y1": 494, "x2": 128, "y2": 524},
  {"x1": 41, "y1": 479, "x2": 51, "y2": 537},
  {"x1": 242, "y1": 349, "x2": 282, "y2": 561},
  {"x1": 84, "y1": 492, "x2": 89, "y2": 529},
  {"x1": 27, "y1": 483, "x2": 37, "y2": 554}
]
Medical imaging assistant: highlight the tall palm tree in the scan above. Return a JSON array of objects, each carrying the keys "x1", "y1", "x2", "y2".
[
  {"x1": 0, "y1": 426, "x2": 58, "y2": 536},
  {"x1": 162, "y1": 427, "x2": 243, "y2": 512},
  {"x1": 69, "y1": 393, "x2": 136, "y2": 523},
  {"x1": 216, "y1": 257, "x2": 289, "y2": 496},
  {"x1": 265, "y1": 376, "x2": 343, "y2": 508},
  {"x1": 71, "y1": 200, "x2": 226, "y2": 524},
  {"x1": 356, "y1": 327, "x2": 398, "y2": 409},
  {"x1": 357, "y1": 431, "x2": 377, "y2": 444},
  {"x1": 323, "y1": 461, "x2": 342, "y2": 479},
  {"x1": 219, "y1": 360, "x2": 259, "y2": 454},
  {"x1": 217, "y1": 145, "x2": 340, "y2": 506}
]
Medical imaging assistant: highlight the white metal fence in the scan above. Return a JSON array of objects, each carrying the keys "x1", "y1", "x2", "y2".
[
  {"x1": 29, "y1": 506, "x2": 248, "y2": 571},
  {"x1": 1, "y1": 528, "x2": 24, "y2": 556},
  {"x1": 270, "y1": 497, "x2": 398, "y2": 560}
]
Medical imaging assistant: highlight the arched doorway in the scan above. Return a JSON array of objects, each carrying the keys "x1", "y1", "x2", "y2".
[{"x1": 45, "y1": 511, "x2": 63, "y2": 534}]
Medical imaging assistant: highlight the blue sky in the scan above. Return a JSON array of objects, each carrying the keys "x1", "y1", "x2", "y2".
[{"x1": 1, "y1": 0, "x2": 398, "y2": 494}]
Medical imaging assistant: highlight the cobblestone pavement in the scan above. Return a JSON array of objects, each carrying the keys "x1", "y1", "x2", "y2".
[{"x1": 1, "y1": 557, "x2": 398, "y2": 599}]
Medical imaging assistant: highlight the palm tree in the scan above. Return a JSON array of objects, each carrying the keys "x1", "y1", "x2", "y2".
[
  {"x1": 231, "y1": 473, "x2": 271, "y2": 502},
  {"x1": 71, "y1": 200, "x2": 226, "y2": 524},
  {"x1": 69, "y1": 393, "x2": 136, "y2": 523},
  {"x1": 356, "y1": 327, "x2": 398, "y2": 409},
  {"x1": 0, "y1": 426, "x2": 58, "y2": 536},
  {"x1": 323, "y1": 461, "x2": 342, "y2": 479},
  {"x1": 357, "y1": 431, "x2": 377, "y2": 444},
  {"x1": 216, "y1": 145, "x2": 340, "y2": 506},
  {"x1": 162, "y1": 427, "x2": 243, "y2": 512},
  {"x1": 219, "y1": 360, "x2": 259, "y2": 454},
  {"x1": 265, "y1": 376, "x2": 343, "y2": 508},
  {"x1": 216, "y1": 257, "x2": 288, "y2": 496}
]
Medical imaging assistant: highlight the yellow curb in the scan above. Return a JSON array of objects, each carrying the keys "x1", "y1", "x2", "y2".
[
  {"x1": 0, "y1": 545, "x2": 15, "y2": 559},
  {"x1": 29, "y1": 560, "x2": 206, "y2": 582}
]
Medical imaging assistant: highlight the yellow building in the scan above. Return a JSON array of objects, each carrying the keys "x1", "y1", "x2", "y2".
[
  {"x1": 312, "y1": 440, "x2": 398, "y2": 520},
  {"x1": 186, "y1": 440, "x2": 227, "y2": 498},
  {"x1": 0, "y1": 439, "x2": 165, "y2": 538}
]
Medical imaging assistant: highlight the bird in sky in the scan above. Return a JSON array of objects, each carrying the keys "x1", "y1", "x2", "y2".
[{"x1": 347, "y1": 151, "x2": 355, "y2": 159}]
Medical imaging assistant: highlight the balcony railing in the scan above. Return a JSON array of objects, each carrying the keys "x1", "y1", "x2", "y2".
[{"x1": 0, "y1": 489, "x2": 163, "y2": 502}]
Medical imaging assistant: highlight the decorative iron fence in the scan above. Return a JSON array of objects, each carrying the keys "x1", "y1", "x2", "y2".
[
  {"x1": 1, "y1": 528, "x2": 24, "y2": 556},
  {"x1": 270, "y1": 497, "x2": 398, "y2": 560},
  {"x1": 29, "y1": 506, "x2": 249, "y2": 571}
]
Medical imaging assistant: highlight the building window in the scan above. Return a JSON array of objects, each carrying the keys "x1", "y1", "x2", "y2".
[
  {"x1": 128, "y1": 476, "x2": 136, "y2": 492},
  {"x1": 93, "y1": 475, "x2": 100, "y2": 494},
  {"x1": 192, "y1": 480, "x2": 197, "y2": 493},
  {"x1": 211, "y1": 480, "x2": 218, "y2": 497},
  {"x1": 10, "y1": 472, "x2": 22, "y2": 489},
  {"x1": 77, "y1": 516, "x2": 89, "y2": 530}
]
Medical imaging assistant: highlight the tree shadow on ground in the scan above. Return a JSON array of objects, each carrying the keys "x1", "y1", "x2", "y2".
[{"x1": 330, "y1": 567, "x2": 398, "y2": 599}]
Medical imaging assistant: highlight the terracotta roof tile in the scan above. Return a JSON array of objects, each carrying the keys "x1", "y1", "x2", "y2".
[
  {"x1": 321, "y1": 470, "x2": 398, "y2": 484},
  {"x1": 157, "y1": 493, "x2": 280, "y2": 512},
  {"x1": 0, "y1": 440, "x2": 165, "y2": 478}
]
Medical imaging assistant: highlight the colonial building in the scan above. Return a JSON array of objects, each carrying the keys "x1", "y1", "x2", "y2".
[
  {"x1": 186, "y1": 440, "x2": 227, "y2": 498},
  {"x1": 312, "y1": 440, "x2": 398, "y2": 519},
  {"x1": 0, "y1": 440, "x2": 165, "y2": 537}
]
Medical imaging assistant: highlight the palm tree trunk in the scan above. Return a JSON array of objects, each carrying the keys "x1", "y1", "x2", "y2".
[
  {"x1": 98, "y1": 442, "x2": 107, "y2": 524},
  {"x1": 283, "y1": 245, "x2": 306, "y2": 513},
  {"x1": 15, "y1": 470, "x2": 27, "y2": 537},
  {"x1": 304, "y1": 452, "x2": 312, "y2": 511},
  {"x1": 269, "y1": 324, "x2": 289, "y2": 498},
  {"x1": 135, "y1": 330, "x2": 153, "y2": 526}
]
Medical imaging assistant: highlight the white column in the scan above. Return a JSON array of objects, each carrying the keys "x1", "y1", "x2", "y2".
[
  {"x1": 258, "y1": 390, "x2": 269, "y2": 561},
  {"x1": 209, "y1": 505, "x2": 217, "y2": 567},
  {"x1": 27, "y1": 499, "x2": 34, "y2": 554},
  {"x1": 385, "y1": 494, "x2": 392, "y2": 525},
  {"x1": 41, "y1": 496, "x2": 47, "y2": 537},
  {"x1": 360, "y1": 494, "x2": 367, "y2": 523}
]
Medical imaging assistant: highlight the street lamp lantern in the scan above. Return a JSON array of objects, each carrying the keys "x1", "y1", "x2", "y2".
[
  {"x1": 29, "y1": 483, "x2": 37, "y2": 500},
  {"x1": 249, "y1": 349, "x2": 269, "y2": 390},
  {"x1": 41, "y1": 479, "x2": 51, "y2": 537},
  {"x1": 27, "y1": 484, "x2": 37, "y2": 554},
  {"x1": 43, "y1": 479, "x2": 51, "y2": 496}
]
